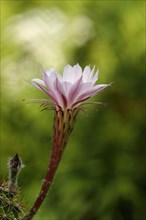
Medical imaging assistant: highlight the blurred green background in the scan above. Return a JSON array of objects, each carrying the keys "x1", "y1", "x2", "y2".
[{"x1": 1, "y1": 1, "x2": 145, "y2": 220}]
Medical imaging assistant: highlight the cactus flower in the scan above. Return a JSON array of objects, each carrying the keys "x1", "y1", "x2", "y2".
[
  {"x1": 22, "y1": 64, "x2": 111, "y2": 220},
  {"x1": 31, "y1": 64, "x2": 110, "y2": 110}
]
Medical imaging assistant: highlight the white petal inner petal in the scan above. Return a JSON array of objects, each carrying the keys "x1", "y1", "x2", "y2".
[
  {"x1": 83, "y1": 66, "x2": 91, "y2": 82},
  {"x1": 73, "y1": 64, "x2": 82, "y2": 81},
  {"x1": 91, "y1": 70, "x2": 99, "y2": 85},
  {"x1": 63, "y1": 64, "x2": 74, "y2": 83}
]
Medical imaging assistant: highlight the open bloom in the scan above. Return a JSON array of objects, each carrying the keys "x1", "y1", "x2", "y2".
[
  {"x1": 22, "y1": 64, "x2": 111, "y2": 220},
  {"x1": 31, "y1": 64, "x2": 110, "y2": 110}
]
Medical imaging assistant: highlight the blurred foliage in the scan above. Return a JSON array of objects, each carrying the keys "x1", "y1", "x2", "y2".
[{"x1": 1, "y1": 1, "x2": 145, "y2": 220}]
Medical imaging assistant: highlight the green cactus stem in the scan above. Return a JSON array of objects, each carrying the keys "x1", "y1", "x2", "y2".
[{"x1": 0, "y1": 154, "x2": 25, "y2": 220}]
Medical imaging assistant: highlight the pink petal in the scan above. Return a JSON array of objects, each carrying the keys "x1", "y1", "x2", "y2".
[
  {"x1": 73, "y1": 64, "x2": 82, "y2": 79},
  {"x1": 89, "y1": 66, "x2": 95, "y2": 80},
  {"x1": 31, "y1": 81, "x2": 58, "y2": 104},
  {"x1": 55, "y1": 78, "x2": 69, "y2": 108},
  {"x1": 91, "y1": 70, "x2": 98, "y2": 85},
  {"x1": 63, "y1": 64, "x2": 74, "y2": 83},
  {"x1": 34, "y1": 71, "x2": 64, "y2": 108},
  {"x1": 75, "y1": 84, "x2": 109, "y2": 104},
  {"x1": 92, "y1": 84, "x2": 109, "y2": 93},
  {"x1": 57, "y1": 80, "x2": 72, "y2": 97},
  {"x1": 42, "y1": 70, "x2": 62, "y2": 106},
  {"x1": 83, "y1": 66, "x2": 91, "y2": 82},
  {"x1": 68, "y1": 76, "x2": 83, "y2": 106},
  {"x1": 32, "y1": 78, "x2": 46, "y2": 86}
]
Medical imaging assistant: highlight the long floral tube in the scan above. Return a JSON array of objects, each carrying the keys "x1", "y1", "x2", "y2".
[{"x1": 22, "y1": 108, "x2": 79, "y2": 220}]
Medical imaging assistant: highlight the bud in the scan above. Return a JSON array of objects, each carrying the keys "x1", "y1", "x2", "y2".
[{"x1": 8, "y1": 154, "x2": 24, "y2": 195}]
